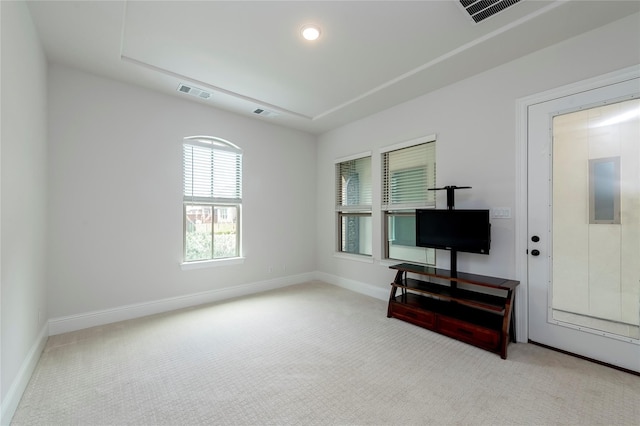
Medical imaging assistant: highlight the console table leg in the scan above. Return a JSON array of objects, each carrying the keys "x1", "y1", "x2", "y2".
[
  {"x1": 387, "y1": 285, "x2": 398, "y2": 318},
  {"x1": 510, "y1": 300, "x2": 517, "y2": 343},
  {"x1": 500, "y1": 289, "x2": 516, "y2": 359}
]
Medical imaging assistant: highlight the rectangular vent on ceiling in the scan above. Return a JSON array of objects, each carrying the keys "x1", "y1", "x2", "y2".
[
  {"x1": 253, "y1": 108, "x2": 279, "y2": 118},
  {"x1": 459, "y1": 0, "x2": 522, "y2": 24},
  {"x1": 177, "y1": 83, "x2": 212, "y2": 100}
]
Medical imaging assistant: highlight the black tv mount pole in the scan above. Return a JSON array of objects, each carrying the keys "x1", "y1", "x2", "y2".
[{"x1": 427, "y1": 185, "x2": 472, "y2": 280}]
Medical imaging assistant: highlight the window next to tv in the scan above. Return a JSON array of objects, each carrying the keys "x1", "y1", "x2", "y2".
[{"x1": 415, "y1": 209, "x2": 491, "y2": 255}]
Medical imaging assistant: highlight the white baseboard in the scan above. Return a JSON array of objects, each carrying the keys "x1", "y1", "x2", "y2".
[
  {"x1": 315, "y1": 271, "x2": 389, "y2": 301},
  {"x1": 1, "y1": 322, "x2": 49, "y2": 426},
  {"x1": 49, "y1": 272, "x2": 315, "y2": 335}
]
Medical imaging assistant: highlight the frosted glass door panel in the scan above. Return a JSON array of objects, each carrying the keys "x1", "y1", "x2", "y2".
[{"x1": 551, "y1": 99, "x2": 640, "y2": 341}]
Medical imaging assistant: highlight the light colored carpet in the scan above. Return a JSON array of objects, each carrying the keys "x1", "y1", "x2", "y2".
[{"x1": 12, "y1": 281, "x2": 640, "y2": 425}]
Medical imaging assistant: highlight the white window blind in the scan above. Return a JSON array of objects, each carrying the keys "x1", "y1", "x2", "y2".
[
  {"x1": 382, "y1": 141, "x2": 436, "y2": 210},
  {"x1": 183, "y1": 137, "x2": 242, "y2": 204}
]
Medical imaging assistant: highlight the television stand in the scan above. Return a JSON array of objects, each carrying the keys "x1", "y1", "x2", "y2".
[{"x1": 387, "y1": 263, "x2": 519, "y2": 359}]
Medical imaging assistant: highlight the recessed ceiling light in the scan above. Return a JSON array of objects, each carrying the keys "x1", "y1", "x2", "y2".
[{"x1": 301, "y1": 24, "x2": 321, "y2": 41}]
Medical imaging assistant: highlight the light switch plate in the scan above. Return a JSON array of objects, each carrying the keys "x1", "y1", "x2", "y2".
[{"x1": 491, "y1": 207, "x2": 511, "y2": 219}]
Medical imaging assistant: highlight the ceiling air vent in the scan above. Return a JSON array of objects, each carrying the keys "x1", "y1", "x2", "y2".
[
  {"x1": 458, "y1": 0, "x2": 522, "y2": 24},
  {"x1": 253, "y1": 108, "x2": 279, "y2": 118},
  {"x1": 177, "y1": 83, "x2": 211, "y2": 100}
]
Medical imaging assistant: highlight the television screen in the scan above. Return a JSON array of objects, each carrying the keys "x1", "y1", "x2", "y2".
[{"x1": 416, "y1": 209, "x2": 490, "y2": 254}]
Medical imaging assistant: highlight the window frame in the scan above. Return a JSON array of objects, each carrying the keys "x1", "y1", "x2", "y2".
[
  {"x1": 183, "y1": 203, "x2": 241, "y2": 262},
  {"x1": 335, "y1": 152, "x2": 373, "y2": 258},
  {"x1": 589, "y1": 156, "x2": 621, "y2": 224},
  {"x1": 381, "y1": 135, "x2": 437, "y2": 265}
]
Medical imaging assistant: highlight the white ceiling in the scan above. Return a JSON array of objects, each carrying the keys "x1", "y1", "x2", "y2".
[{"x1": 26, "y1": 0, "x2": 640, "y2": 134}]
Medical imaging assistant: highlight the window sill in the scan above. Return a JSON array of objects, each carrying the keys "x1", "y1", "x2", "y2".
[
  {"x1": 333, "y1": 252, "x2": 374, "y2": 263},
  {"x1": 181, "y1": 257, "x2": 245, "y2": 270}
]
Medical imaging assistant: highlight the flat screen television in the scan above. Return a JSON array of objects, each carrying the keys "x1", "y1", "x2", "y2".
[{"x1": 416, "y1": 209, "x2": 491, "y2": 255}]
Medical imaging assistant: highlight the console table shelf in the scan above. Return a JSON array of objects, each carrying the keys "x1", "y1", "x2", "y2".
[
  {"x1": 396, "y1": 278, "x2": 507, "y2": 313},
  {"x1": 387, "y1": 263, "x2": 519, "y2": 359}
]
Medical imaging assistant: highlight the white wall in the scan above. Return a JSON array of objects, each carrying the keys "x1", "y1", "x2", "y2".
[
  {"x1": 1, "y1": 0, "x2": 49, "y2": 421},
  {"x1": 46, "y1": 65, "x2": 317, "y2": 319},
  {"x1": 316, "y1": 14, "x2": 640, "y2": 299}
]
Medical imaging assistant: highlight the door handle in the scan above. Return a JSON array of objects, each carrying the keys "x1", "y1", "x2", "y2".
[{"x1": 531, "y1": 249, "x2": 540, "y2": 256}]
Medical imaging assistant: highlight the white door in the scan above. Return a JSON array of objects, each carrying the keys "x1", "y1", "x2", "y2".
[{"x1": 528, "y1": 76, "x2": 640, "y2": 373}]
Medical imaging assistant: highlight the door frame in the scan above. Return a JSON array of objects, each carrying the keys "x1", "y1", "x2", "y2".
[{"x1": 514, "y1": 65, "x2": 640, "y2": 344}]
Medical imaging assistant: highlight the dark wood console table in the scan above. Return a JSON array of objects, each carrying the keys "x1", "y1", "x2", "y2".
[{"x1": 387, "y1": 263, "x2": 519, "y2": 359}]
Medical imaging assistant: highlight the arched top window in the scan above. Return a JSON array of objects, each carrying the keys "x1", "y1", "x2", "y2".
[
  {"x1": 182, "y1": 136, "x2": 242, "y2": 263},
  {"x1": 184, "y1": 135, "x2": 242, "y2": 153}
]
